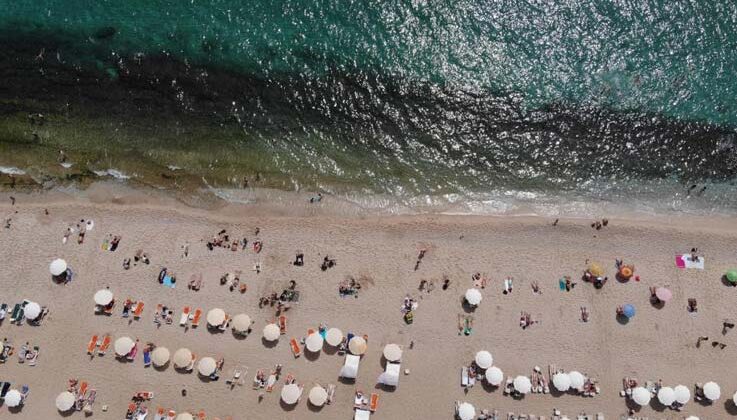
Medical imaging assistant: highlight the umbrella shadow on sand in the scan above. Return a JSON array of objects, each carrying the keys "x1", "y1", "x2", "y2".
[
  {"x1": 724, "y1": 399, "x2": 737, "y2": 415},
  {"x1": 279, "y1": 400, "x2": 298, "y2": 411},
  {"x1": 721, "y1": 275, "x2": 737, "y2": 287},
  {"x1": 261, "y1": 338, "x2": 278, "y2": 348},
  {"x1": 460, "y1": 299, "x2": 477, "y2": 314},
  {"x1": 616, "y1": 314, "x2": 631, "y2": 325}
]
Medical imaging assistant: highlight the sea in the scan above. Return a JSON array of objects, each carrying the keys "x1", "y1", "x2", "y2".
[{"x1": 1, "y1": 0, "x2": 736, "y2": 216}]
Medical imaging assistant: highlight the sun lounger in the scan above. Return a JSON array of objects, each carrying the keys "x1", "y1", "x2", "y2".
[
  {"x1": 327, "y1": 384, "x2": 335, "y2": 404},
  {"x1": 354, "y1": 408, "x2": 371, "y2": 420},
  {"x1": 191, "y1": 308, "x2": 202, "y2": 327},
  {"x1": 0, "y1": 303, "x2": 7, "y2": 320},
  {"x1": 461, "y1": 366, "x2": 474, "y2": 387},
  {"x1": 127, "y1": 342, "x2": 139, "y2": 361},
  {"x1": 9, "y1": 304, "x2": 20, "y2": 323},
  {"x1": 369, "y1": 393, "x2": 378, "y2": 412},
  {"x1": 87, "y1": 335, "x2": 99, "y2": 354},
  {"x1": 0, "y1": 382, "x2": 11, "y2": 398},
  {"x1": 98, "y1": 335, "x2": 111, "y2": 355},
  {"x1": 180, "y1": 306, "x2": 190, "y2": 326},
  {"x1": 27, "y1": 346, "x2": 39, "y2": 366},
  {"x1": 290, "y1": 338, "x2": 302, "y2": 358},
  {"x1": 219, "y1": 315, "x2": 230, "y2": 331},
  {"x1": 143, "y1": 348, "x2": 151, "y2": 367},
  {"x1": 133, "y1": 301, "x2": 145, "y2": 318},
  {"x1": 340, "y1": 354, "x2": 360, "y2": 379},
  {"x1": 279, "y1": 315, "x2": 287, "y2": 334},
  {"x1": 83, "y1": 389, "x2": 96, "y2": 413},
  {"x1": 378, "y1": 362, "x2": 400, "y2": 387}
]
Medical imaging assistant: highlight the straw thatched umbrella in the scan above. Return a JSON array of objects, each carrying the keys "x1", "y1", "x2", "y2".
[
  {"x1": 325, "y1": 328, "x2": 343, "y2": 346},
  {"x1": 552, "y1": 373, "x2": 571, "y2": 391},
  {"x1": 348, "y1": 336, "x2": 367, "y2": 355},
  {"x1": 513, "y1": 375, "x2": 532, "y2": 394},
  {"x1": 173, "y1": 348, "x2": 193, "y2": 368},
  {"x1": 281, "y1": 383, "x2": 302, "y2": 404},
  {"x1": 568, "y1": 371, "x2": 585, "y2": 389},
  {"x1": 674, "y1": 385, "x2": 691, "y2": 404},
  {"x1": 24, "y1": 302, "x2": 41, "y2": 320},
  {"x1": 206, "y1": 308, "x2": 226, "y2": 327},
  {"x1": 114, "y1": 336, "x2": 135, "y2": 356},
  {"x1": 474, "y1": 350, "x2": 492, "y2": 369},
  {"x1": 197, "y1": 357, "x2": 217, "y2": 376},
  {"x1": 384, "y1": 344, "x2": 403, "y2": 362},
  {"x1": 457, "y1": 402, "x2": 475, "y2": 420},
  {"x1": 485, "y1": 367, "x2": 503, "y2": 386},
  {"x1": 308, "y1": 385, "x2": 328, "y2": 406},
  {"x1": 464, "y1": 288, "x2": 482, "y2": 306},
  {"x1": 231, "y1": 314, "x2": 252, "y2": 334},
  {"x1": 4, "y1": 389, "x2": 22, "y2": 407},
  {"x1": 151, "y1": 347, "x2": 170, "y2": 367},
  {"x1": 632, "y1": 386, "x2": 651, "y2": 406},
  {"x1": 263, "y1": 323, "x2": 280, "y2": 341},
  {"x1": 655, "y1": 287, "x2": 672, "y2": 302},
  {"x1": 56, "y1": 391, "x2": 75, "y2": 411},
  {"x1": 50, "y1": 259, "x2": 67, "y2": 276},
  {"x1": 94, "y1": 289, "x2": 113, "y2": 306},
  {"x1": 657, "y1": 386, "x2": 675, "y2": 406},
  {"x1": 703, "y1": 381, "x2": 720, "y2": 401},
  {"x1": 305, "y1": 333, "x2": 324, "y2": 353},
  {"x1": 587, "y1": 262, "x2": 604, "y2": 277},
  {"x1": 175, "y1": 413, "x2": 194, "y2": 420}
]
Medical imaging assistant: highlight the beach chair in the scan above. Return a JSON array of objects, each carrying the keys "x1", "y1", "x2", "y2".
[
  {"x1": 133, "y1": 301, "x2": 145, "y2": 318},
  {"x1": 28, "y1": 346, "x2": 39, "y2": 366},
  {"x1": 143, "y1": 348, "x2": 151, "y2": 367},
  {"x1": 326, "y1": 384, "x2": 336, "y2": 404},
  {"x1": 354, "y1": 408, "x2": 371, "y2": 420},
  {"x1": 191, "y1": 308, "x2": 202, "y2": 327},
  {"x1": 378, "y1": 362, "x2": 400, "y2": 387},
  {"x1": 278, "y1": 315, "x2": 287, "y2": 334},
  {"x1": 127, "y1": 342, "x2": 139, "y2": 361},
  {"x1": 369, "y1": 393, "x2": 379, "y2": 412},
  {"x1": 340, "y1": 354, "x2": 360, "y2": 379},
  {"x1": 83, "y1": 389, "x2": 96, "y2": 413},
  {"x1": 0, "y1": 303, "x2": 7, "y2": 321},
  {"x1": 290, "y1": 338, "x2": 302, "y2": 358},
  {"x1": 0, "y1": 382, "x2": 11, "y2": 398},
  {"x1": 87, "y1": 335, "x2": 99, "y2": 355},
  {"x1": 180, "y1": 306, "x2": 191, "y2": 326},
  {"x1": 186, "y1": 353, "x2": 197, "y2": 371},
  {"x1": 155, "y1": 408, "x2": 166, "y2": 420},
  {"x1": 265, "y1": 367, "x2": 280, "y2": 392},
  {"x1": 98, "y1": 335, "x2": 111, "y2": 355},
  {"x1": 9, "y1": 304, "x2": 20, "y2": 323}
]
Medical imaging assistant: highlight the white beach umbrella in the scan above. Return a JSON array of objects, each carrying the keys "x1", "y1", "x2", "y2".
[
  {"x1": 474, "y1": 350, "x2": 493, "y2": 369},
  {"x1": 175, "y1": 413, "x2": 194, "y2": 420},
  {"x1": 4, "y1": 389, "x2": 22, "y2": 407},
  {"x1": 281, "y1": 383, "x2": 302, "y2": 404},
  {"x1": 173, "y1": 348, "x2": 193, "y2": 368},
  {"x1": 348, "y1": 336, "x2": 367, "y2": 355},
  {"x1": 114, "y1": 336, "x2": 135, "y2": 356},
  {"x1": 305, "y1": 333, "x2": 324, "y2": 353},
  {"x1": 684, "y1": 417, "x2": 699, "y2": 420},
  {"x1": 632, "y1": 386, "x2": 651, "y2": 406},
  {"x1": 24, "y1": 302, "x2": 41, "y2": 320},
  {"x1": 308, "y1": 385, "x2": 328, "y2": 406},
  {"x1": 657, "y1": 386, "x2": 675, "y2": 406},
  {"x1": 513, "y1": 375, "x2": 532, "y2": 394},
  {"x1": 384, "y1": 344, "x2": 403, "y2": 362},
  {"x1": 197, "y1": 357, "x2": 217, "y2": 376},
  {"x1": 231, "y1": 314, "x2": 252, "y2": 333},
  {"x1": 49, "y1": 258, "x2": 67, "y2": 276},
  {"x1": 56, "y1": 391, "x2": 75, "y2": 411},
  {"x1": 674, "y1": 385, "x2": 691, "y2": 404},
  {"x1": 206, "y1": 308, "x2": 226, "y2": 327},
  {"x1": 464, "y1": 288, "x2": 482, "y2": 305},
  {"x1": 263, "y1": 323, "x2": 280, "y2": 341},
  {"x1": 325, "y1": 328, "x2": 343, "y2": 346},
  {"x1": 485, "y1": 367, "x2": 503, "y2": 386},
  {"x1": 568, "y1": 371, "x2": 585, "y2": 389},
  {"x1": 552, "y1": 373, "x2": 572, "y2": 391},
  {"x1": 457, "y1": 402, "x2": 475, "y2": 420},
  {"x1": 94, "y1": 289, "x2": 113, "y2": 306},
  {"x1": 703, "y1": 381, "x2": 720, "y2": 401},
  {"x1": 151, "y1": 347, "x2": 170, "y2": 367},
  {"x1": 733, "y1": 391, "x2": 737, "y2": 406}
]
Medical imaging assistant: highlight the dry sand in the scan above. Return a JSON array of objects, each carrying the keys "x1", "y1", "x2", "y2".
[{"x1": 1, "y1": 189, "x2": 737, "y2": 420}]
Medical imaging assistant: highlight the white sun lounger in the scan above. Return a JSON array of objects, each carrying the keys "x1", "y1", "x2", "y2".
[
  {"x1": 354, "y1": 408, "x2": 371, "y2": 420},
  {"x1": 340, "y1": 354, "x2": 360, "y2": 379},
  {"x1": 378, "y1": 362, "x2": 400, "y2": 387}
]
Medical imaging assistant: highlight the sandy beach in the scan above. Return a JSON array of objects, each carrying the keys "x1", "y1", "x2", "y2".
[{"x1": 1, "y1": 187, "x2": 737, "y2": 420}]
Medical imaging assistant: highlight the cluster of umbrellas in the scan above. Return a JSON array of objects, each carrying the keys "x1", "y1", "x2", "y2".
[
  {"x1": 630, "y1": 382, "x2": 719, "y2": 407},
  {"x1": 551, "y1": 371, "x2": 586, "y2": 392},
  {"x1": 474, "y1": 351, "x2": 503, "y2": 386}
]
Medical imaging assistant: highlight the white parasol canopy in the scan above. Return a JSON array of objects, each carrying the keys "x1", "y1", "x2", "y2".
[
  {"x1": 263, "y1": 323, "x2": 280, "y2": 341},
  {"x1": 703, "y1": 381, "x2": 720, "y2": 401},
  {"x1": 325, "y1": 328, "x2": 343, "y2": 346},
  {"x1": 632, "y1": 386, "x2": 651, "y2": 406},
  {"x1": 56, "y1": 391, "x2": 75, "y2": 411},
  {"x1": 197, "y1": 357, "x2": 217, "y2": 376},
  {"x1": 685, "y1": 417, "x2": 699, "y2": 420},
  {"x1": 94, "y1": 289, "x2": 113, "y2": 306},
  {"x1": 384, "y1": 344, "x2": 403, "y2": 362},
  {"x1": 24, "y1": 302, "x2": 41, "y2": 320},
  {"x1": 568, "y1": 371, "x2": 585, "y2": 389},
  {"x1": 151, "y1": 347, "x2": 170, "y2": 367},
  {"x1": 114, "y1": 336, "x2": 135, "y2": 356},
  {"x1": 4, "y1": 389, "x2": 22, "y2": 407},
  {"x1": 305, "y1": 333, "x2": 324, "y2": 353},
  {"x1": 308, "y1": 385, "x2": 328, "y2": 406},
  {"x1": 674, "y1": 385, "x2": 691, "y2": 404},
  {"x1": 485, "y1": 366, "x2": 503, "y2": 386},
  {"x1": 552, "y1": 373, "x2": 572, "y2": 391},
  {"x1": 231, "y1": 314, "x2": 252, "y2": 333},
  {"x1": 657, "y1": 386, "x2": 675, "y2": 406},
  {"x1": 474, "y1": 350, "x2": 492, "y2": 369},
  {"x1": 348, "y1": 336, "x2": 367, "y2": 355},
  {"x1": 175, "y1": 413, "x2": 194, "y2": 420},
  {"x1": 50, "y1": 258, "x2": 67, "y2": 276},
  {"x1": 464, "y1": 288, "x2": 482, "y2": 305},
  {"x1": 281, "y1": 383, "x2": 302, "y2": 405},
  {"x1": 206, "y1": 308, "x2": 226, "y2": 326},
  {"x1": 457, "y1": 402, "x2": 475, "y2": 420},
  {"x1": 173, "y1": 348, "x2": 193, "y2": 368},
  {"x1": 513, "y1": 375, "x2": 532, "y2": 394}
]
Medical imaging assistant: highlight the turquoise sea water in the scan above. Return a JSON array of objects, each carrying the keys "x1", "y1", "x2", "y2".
[{"x1": 1, "y1": 1, "x2": 736, "y2": 214}]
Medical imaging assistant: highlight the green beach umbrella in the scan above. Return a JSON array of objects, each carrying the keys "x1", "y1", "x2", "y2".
[{"x1": 726, "y1": 270, "x2": 737, "y2": 284}]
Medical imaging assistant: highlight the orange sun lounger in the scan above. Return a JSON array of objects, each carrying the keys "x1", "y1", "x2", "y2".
[
  {"x1": 98, "y1": 335, "x2": 111, "y2": 355},
  {"x1": 191, "y1": 308, "x2": 203, "y2": 327},
  {"x1": 279, "y1": 315, "x2": 287, "y2": 334},
  {"x1": 78, "y1": 381, "x2": 88, "y2": 398},
  {"x1": 369, "y1": 393, "x2": 379, "y2": 412},
  {"x1": 290, "y1": 338, "x2": 301, "y2": 358},
  {"x1": 87, "y1": 335, "x2": 99, "y2": 354},
  {"x1": 133, "y1": 301, "x2": 145, "y2": 318}
]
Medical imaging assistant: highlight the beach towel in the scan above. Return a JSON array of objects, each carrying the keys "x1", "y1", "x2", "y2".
[
  {"x1": 675, "y1": 254, "x2": 705, "y2": 269},
  {"x1": 163, "y1": 275, "x2": 175, "y2": 288}
]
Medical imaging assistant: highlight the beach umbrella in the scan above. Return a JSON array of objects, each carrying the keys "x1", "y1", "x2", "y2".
[
  {"x1": 94, "y1": 289, "x2": 113, "y2": 306},
  {"x1": 175, "y1": 413, "x2": 193, "y2": 420},
  {"x1": 49, "y1": 258, "x2": 67, "y2": 276},
  {"x1": 4, "y1": 389, "x2": 22, "y2": 407},
  {"x1": 552, "y1": 373, "x2": 572, "y2": 391},
  {"x1": 657, "y1": 386, "x2": 675, "y2": 406},
  {"x1": 384, "y1": 344, "x2": 403, "y2": 362},
  {"x1": 622, "y1": 304, "x2": 636, "y2": 318},
  {"x1": 325, "y1": 328, "x2": 343, "y2": 346},
  {"x1": 726, "y1": 270, "x2": 737, "y2": 284},
  {"x1": 308, "y1": 386, "x2": 328, "y2": 406},
  {"x1": 703, "y1": 381, "x2": 720, "y2": 401},
  {"x1": 305, "y1": 333, "x2": 324, "y2": 353},
  {"x1": 732, "y1": 391, "x2": 737, "y2": 406},
  {"x1": 348, "y1": 336, "x2": 367, "y2": 355},
  {"x1": 655, "y1": 287, "x2": 672, "y2": 302},
  {"x1": 474, "y1": 350, "x2": 493, "y2": 369},
  {"x1": 197, "y1": 357, "x2": 217, "y2": 376},
  {"x1": 114, "y1": 336, "x2": 135, "y2": 356},
  {"x1": 588, "y1": 262, "x2": 604, "y2": 277},
  {"x1": 674, "y1": 385, "x2": 691, "y2": 404},
  {"x1": 173, "y1": 348, "x2": 193, "y2": 368},
  {"x1": 619, "y1": 265, "x2": 634, "y2": 279},
  {"x1": 231, "y1": 314, "x2": 252, "y2": 333},
  {"x1": 464, "y1": 288, "x2": 482, "y2": 305},
  {"x1": 457, "y1": 402, "x2": 475, "y2": 420},
  {"x1": 263, "y1": 323, "x2": 280, "y2": 341},
  {"x1": 151, "y1": 347, "x2": 170, "y2": 367},
  {"x1": 513, "y1": 375, "x2": 532, "y2": 394},
  {"x1": 281, "y1": 383, "x2": 302, "y2": 404},
  {"x1": 206, "y1": 308, "x2": 226, "y2": 327},
  {"x1": 685, "y1": 417, "x2": 699, "y2": 420},
  {"x1": 485, "y1": 367, "x2": 503, "y2": 386},
  {"x1": 56, "y1": 391, "x2": 75, "y2": 411},
  {"x1": 24, "y1": 302, "x2": 41, "y2": 320},
  {"x1": 632, "y1": 386, "x2": 651, "y2": 406},
  {"x1": 568, "y1": 371, "x2": 585, "y2": 389}
]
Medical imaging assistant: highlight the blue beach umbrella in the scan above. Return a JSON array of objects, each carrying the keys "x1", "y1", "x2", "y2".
[{"x1": 622, "y1": 304, "x2": 635, "y2": 318}]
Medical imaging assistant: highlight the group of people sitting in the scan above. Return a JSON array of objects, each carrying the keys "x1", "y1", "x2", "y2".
[
  {"x1": 123, "y1": 249, "x2": 150, "y2": 270},
  {"x1": 206, "y1": 228, "x2": 262, "y2": 253},
  {"x1": 219, "y1": 272, "x2": 246, "y2": 293},
  {"x1": 338, "y1": 276, "x2": 362, "y2": 297},
  {"x1": 258, "y1": 281, "x2": 300, "y2": 312},
  {"x1": 401, "y1": 295, "x2": 418, "y2": 324}
]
